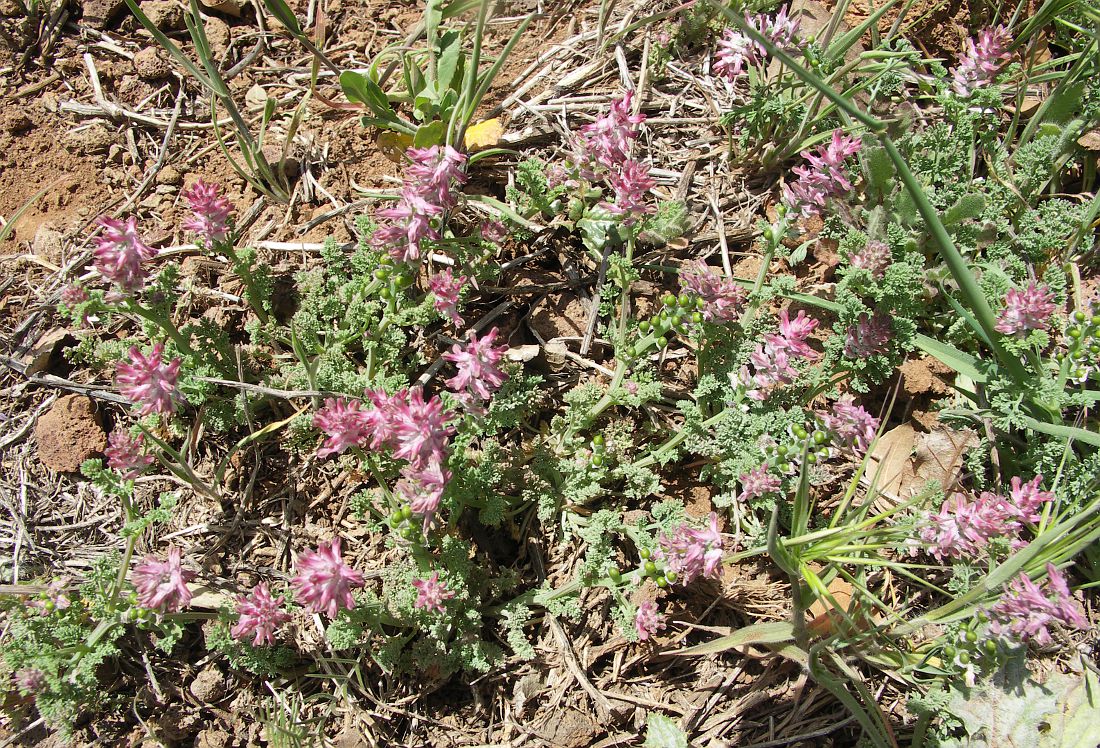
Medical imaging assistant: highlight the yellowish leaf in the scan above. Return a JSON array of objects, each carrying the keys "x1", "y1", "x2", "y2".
[
  {"x1": 378, "y1": 131, "x2": 414, "y2": 163},
  {"x1": 464, "y1": 118, "x2": 504, "y2": 150}
]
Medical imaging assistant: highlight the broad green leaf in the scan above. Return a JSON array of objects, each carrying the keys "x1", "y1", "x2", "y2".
[
  {"x1": 437, "y1": 30, "x2": 463, "y2": 91},
  {"x1": 1040, "y1": 666, "x2": 1100, "y2": 748},
  {"x1": 941, "y1": 193, "x2": 988, "y2": 227},
  {"x1": 864, "y1": 145, "x2": 894, "y2": 202},
  {"x1": 671, "y1": 621, "x2": 795, "y2": 656},
  {"x1": 945, "y1": 652, "x2": 1061, "y2": 748},
  {"x1": 644, "y1": 714, "x2": 687, "y2": 748},
  {"x1": 413, "y1": 120, "x2": 446, "y2": 148},
  {"x1": 340, "y1": 71, "x2": 397, "y2": 120},
  {"x1": 263, "y1": 0, "x2": 303, "y2": 35},
  {"x1": 1018, "y1": 415, "x2": 1100, "y2": 448},
  {"x1": 913, "y1": 334, "x2": 988, "y2": 383}
]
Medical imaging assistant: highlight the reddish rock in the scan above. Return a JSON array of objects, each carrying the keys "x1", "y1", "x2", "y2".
[{"x1": 34, "y1": 395, "x2": 108, "y2": 472}]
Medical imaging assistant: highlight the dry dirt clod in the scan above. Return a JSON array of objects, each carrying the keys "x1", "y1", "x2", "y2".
[
  {"x1": 32, "y1": 224, "x2": 65, "y2": 264},
  {"x1": 139, "y1": 0, "x2": 184, "y2": 30},
  {"x1": 194, "y1": 727, "x2": 231, "y2": 748},
  {"x1": 81, "y1": 0, "x2": 125, "y2": 27},
  {"x1": 155, "y1": 165, "x2": 182, "y2": 186},
  {"x1": 65, "y1": 124, "x2": 114, "y2": 155},
  {"x1": 203, "y1": 16, "x2": 232, "y2": 56},
  {"x1": 188, "y1": 665, "x2": 227, "y2": 703},
  {"x1": 132, "y1": 47, "x2": 172, "y2": 80},
  {"x1": 34, "y1": 395, "x2": 108, "y2": 473}
]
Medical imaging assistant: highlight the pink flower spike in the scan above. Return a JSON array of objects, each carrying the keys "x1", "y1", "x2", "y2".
[
  {"x1": 428, "y1": 269, "x2": 467, "y2": 327},
  {"x1": 603, "y1": 160, "x2": 656, "y2": 222},
  {"x1": 391, "y1": 387, "x2": 454, "y2": 467},
  {"x1": 844, "y1": 311, "x2": 893, "y2": 358},
  {"x1": 578, "y1": 90, "x2": 646, "y2": 168},
  {"x1": 13, "y1": 669, "x2": 45, "y2": 694},
  {"x1": 679, "y1": 260, "x2": 747, "y2": 322},
  {"x1": 952, "y1": 25, "x2": 1012, "y2": 96},
  {"x1": 1007, "y1": 475, "x2": 1053, "y2": 524},
  {"x1": 93, "y1": 216, "x2": 158, "y2": 292},
  {"x1": 232, "y1": 583, "x2": 292, "y2": 646},
  {"x1": 739, "y1": 464, "x2": 781, "y2": 500},
  {"x1": 989, "y1": 563, "x2": 1086, "y2": 645},
  {"x1": 116, "y1": 343, "x2": 183, "y2": 416},
  {"x1": 820, "y1": 395, "x2": 879, "y2": 453},
  {"x1": 635, "y1": 600, "x2": 667, "y2": 641},
  {"x1": 995, "y1": 282, "x2": 1057, "y2": 335},
  {"x1": 132, "y1": 546, "x2": 195, "y2": 613},
  {"x1": 291, "y1": 538, "x2": 364, "y2": 618},
  {"x1": 182, "y1": 180, "x2": 234, "y2": 244},
  {"x1": 105, "y1": 431, "x2": 155, "y2": 480},
  {"x1": 397, "y1": 460, "x2": 452, "y2": 527},
  {"x1": 656, "y1": 513, "x2": 725, "y2": 585},
  {"x1": 781, "y1": 129, "x2": 862, "y2": 217},
  {"x1": 412, "y1": 571, "x2": 455, "y2": 614},
  {"x1": 444, "y1": 327, "x2": 509, "y2": 401},
  {"x1": 312, "y1": 398, "x2": 373, "y2": 458},
  {"x1": 849, "y1": 240, "x2": 891, "y2": 279}
]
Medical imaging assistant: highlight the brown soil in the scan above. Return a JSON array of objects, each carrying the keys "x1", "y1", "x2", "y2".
[{"x1": 33, "y1": 394, "x2": 108, "y2": 472}]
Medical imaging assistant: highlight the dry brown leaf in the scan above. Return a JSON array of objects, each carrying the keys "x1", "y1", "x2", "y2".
[{"x1": 806, "y1": 575, "x2": 856, "y2": 638}]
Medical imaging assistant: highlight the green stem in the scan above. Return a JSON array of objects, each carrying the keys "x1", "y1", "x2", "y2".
[{"x1": 125, "y1": 300, "x2": 193, "y2": 357}]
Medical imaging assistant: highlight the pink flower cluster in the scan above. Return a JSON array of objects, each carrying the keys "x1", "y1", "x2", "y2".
[
  {"x1": 412, "y1": 571, "x2": 455, "y2": 614},
  {"x1": 989, "y1": 563, "x2": 1087, "y2": 645},
  {"x1": 849, "y1": 240, "x2": 891, "y2": 279},
  {"x1": 93, "y1": 216, "x2": 158, "y2": 292},
  {"x1": 182, "y1": 179, "x2": 233, "y2": 245},
  {"x1": 444, "y1": 327, "x2": 510, "y2": 403},
  {"x1": 116, "y1": 343, "x2": 183, "y2": 416},
  {"x1": 372, "y1": 146, "x2": 467, "y2": 263},
  {"x1": 995, "y1": 282, "x2": 1057, "y2": 336},
  {"x1": 313, "y1": 388, "x2": 455, "y2": 523},
  {"x1": 844, "y1": 311, "x2": 893, "y2": 358},
  {"x1": 739, "y1": 309, "x2": 819, "y2": 400},
  {"x1": 819, "y1": 395, "x2": 879, "y2": 453},
  {"x1": 739, "y1": 464, "x2": 781, "y2": 500},
  {"x1": 291, "y1": 538, "x2": 365, "y2": 618},
  {"x1": 656, "y1": 513, "x2": 725, "y2": 585},
  {"x1": 679, "y1": 260, "x2": 747, "y2": 322},
  {"x1": 105, "y1": 431, "x2": 155, "y2": 479},
  {"x1": 952, "y1": 26, "x2": 1012, "y2": 97},
  {"x1": 29, "y1": 578, "x2": 71, "y2": 616},
  {"x1": 918, "y1": 475, "x2": 1053, "y2": 560},
  {"x1": 575, "y1": 91, "x2": 655, "y2": 221},
  {"x1": 232, "y1": 583, "x2": 292, "y2": 646},
  {"x1": 782, "y1": 130, "x2": 862, "y2": 218},
  {"x1": 634, "y1": 600, "x2": 667, "y2": 641},
  {"x1": 132, "y1": 546, "x2": 194, "y2": 613},
  {"x1": 429, "y1": 268, "x2": 467, "y2": 327},
  {"x1": 13, "y1": 669, "x2": 45, "y2": 694},
  {"x1": 714, "y1": 6, "x2": 802, "y2": 80}
]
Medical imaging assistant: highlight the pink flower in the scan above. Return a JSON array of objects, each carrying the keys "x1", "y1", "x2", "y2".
[
  {"x1": 93, "y1": 216, "x2": 157, "y2": 292},
  {"x1": 105, "y1": 431, "x2": 155, "y2": 479},
  {"x1": 770, "y1": 309, "x2": 819, "y2": 360},
  {"x1": 291, "y1": 538, "x2": 364, "y2": 618},
  {"x1": 480, "y1": 220, "x2": 508, "y2": 243},
  {"x1": 849, "y1": 240, "x2": 891, "y2": 279},
  {"x1": 181, "y1": 180, "x2": 234, "y2": 244},
  {"x1": 714, "y1": 6, "x2": 802, "y2": 81},
  {"x1": 844, "y1": 312, "x2": 893, "y2": 358},
  {"x1": 60, "y1": 284, "x2": 89, "y2": 306},
  {"x1": 995, "y1": 282, "x2": 1057, "y2": 335},
  {"x1": 952, "y1": 26, "x2": 1012, "y2": 96},
  {"x1": 739, "y1": 464, "x2": 781, "y2": 500},
  {"x1": 391, "y1": 388, "x2": 454, "y2": 467},
  {"x1": 782, "y1": 130, "x2": 862, "y2": 217},
  {"x1": 29, "y1": 578, "x2": 71, "y2": 615},
  {"x1": 820, "y1": 395, "x2": 879, "y2": 453},
  {"x1": 634, "y1": 601, "x2": 667, "y2": 641},
  {"x1": 918, "y1": 492, "x2": 1017, "y2": 560},
  {"x1": 132, "y1": 546, "x2": 194, "y2": 613},
  {"x1": 578, "y1": 90, "x2": 646, "y2": 168},
  {"x1": 1007, "y1": 475, "x2": 1053, "y2": 524},
  {"x1": 656, "y1": 512, "x2": 725, "y2": 585},
  {"x1": 412, "y1": 571, "x2": 454, "y2": 613},
  {"x1": 397, "y1": 460, "x2": 451, "y2": 526},
  {"x1": 231, "y1": 583, "x2": 292, "y2": 646},
  {"x1": 371, "y1": 147, "x2": 467, "y2": 263},
  {"x1": 312, "y1": 398, "x2": 373, "y2": 458},
  {"x1": 744, "y1": 341, "x2": 798, "y2": 400},
  {"x1": 444, "y1": 327, "x2": 509, "y2": 401},
  {"x1": 603, "y1": 160, "x2": 656, "y2": 222},
  {"x1": 116, "y1": 343, "x2": 182, "y2": 416},
  {"x1": 989, "y1": 563, "x2": 1087, "y2": 645},
  {"x1": 679, "y1": 261, "x2": 747, "y2": 322},
  {"x1": 13, "y1": 669, "x2": 45, "y2": 694},
  {"x1": 428, "y1": 269, "x2": 466, "y2": 327},
  {"x1": 405, "y1": 145, "x2": 468, "y2": 208}
]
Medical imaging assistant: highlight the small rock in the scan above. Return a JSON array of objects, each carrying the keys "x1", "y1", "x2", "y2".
[
  {"x1": 34, "y1": 395, "x2": 108, "y2": 473},
  {"x1": 188, "y1": 666, "x2": 226, "y2": 703},
  {"x1": 195, "y1": 728, "x2": 230, "y2": 748},
  {"x1": 1, "y1": 112, "x2": 33, "y2": 135},
  {"x1": 155, "y1": 166, "x2": 181, "y2": 186},
  {"x1": 244, "y1": 84, "x2": 269, "y2": 110},
  {"x1": 32, "y1": 225, "x2": 64, "y2": 264},
  {"x1": 81, "y1": 0, "x2": 125, "y2": 27},
  {"x1": 132, "y1": 47, "x2": 171, "y2": 80},
  {"x1": 139, "y1": 0, "x2": 184, "y2": 30},
  {"x1": 66, "y1": 123, "x2": 113, "y2": 155},
  {"x1": 203, "y1": 16, "x2": 231, "y2": 56}
]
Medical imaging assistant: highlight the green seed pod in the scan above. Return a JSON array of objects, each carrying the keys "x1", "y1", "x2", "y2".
[
  {"x1": 696, "y1": 297, "x2": 706, "y2": 310},
  {"x1": 592, "y1": 434, "x2": 605, "y2": 448},
  {"x1": 608, "y1": 567, "x2": 622, "y2": 583},
  {"x1": 401, "y1": 527, "x2": 418, "y2": 541},
  {"x1": 640, "y1": 548, "x2": 651, "y2": 560},
  {"x1": 692, "y1": 312, "x2": 704, "y2": 324},
  {"x1": 1092, "y1": 315, "x2": 1100, "y2": 326},
  {"x1": 639, "y1": 320, "x2": 652, "y2": 334},
  {"x1": 644, "y1": 561, "x2": 657, "y2": 575},
  {"x1": 813, "y1": 431, "x2": 827, "y2": 445},
  {"x1": 374, "y1": 269, "x2": 390, "y2": 281},
  {"x1": 389, "y1": 510, "x2": 404, "y2": 525},
  {"x1": 401, "y1": 506, "x2": 413, "y2": 520},
  {"x1": 678, "y1": 293, "x2": 691, "y2": 308},
  {"x1": 656, "y1": 576, "x2": 668, "y2": 588},
  {"x1": 657, "y1": 336, "x2": 668, "y2": 348},
  {"x1": 665, "y1": 571, "x2": 677, "y2": 583},
  {"x1": 944, "y1": 645, "x2": 956, "y2": 658},
  {"x1": 663, "y1": 294, "x2": 677, "y2": 307},
  {"x1": 1075, "y1": 311, "x2": 1087, "y2": 323},
  {"x1": 592, "y1": 454, "x2": 605, "y2": 467},
  {"x1": 1069, "y1": 327, "x2": 1083, "y2": 339},
  {"x1": 806, "y1": 452, "x2": 817, "y2": 465},
  {"x1": 793, "y1": 426, "x2": 808, "y2": 440},
  {"x1": 957, "y1": 651, "x2": 971, "y2": 664},
  {"x1": 984, "y1": 639, "x2": 998, "y2": 655},
  {"x1": 965, "y1": 630, "x2": 977, "y2": 643},
  {"x1": 777, "y1": 444, "x2": 788, "y2": 457},
  {"x1": 380, "y1": 288, "x2": 394, "y2": 300}
]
